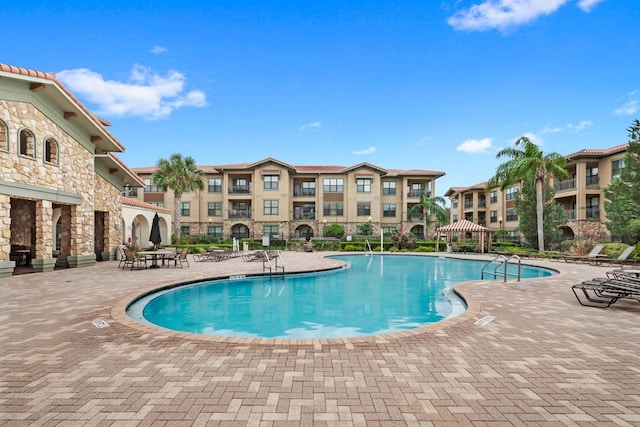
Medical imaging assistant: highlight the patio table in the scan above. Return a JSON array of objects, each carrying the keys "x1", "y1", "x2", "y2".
[{"x1": 138, "y1": 250, "x2": 173, "y2": 268}]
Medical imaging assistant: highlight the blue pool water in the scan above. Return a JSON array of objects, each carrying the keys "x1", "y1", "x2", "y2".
[{"x1": 127, "y1": 254, "x2": 554, "y2": 339}]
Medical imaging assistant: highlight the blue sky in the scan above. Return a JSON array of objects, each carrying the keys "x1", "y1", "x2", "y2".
[{"x1": 2, "y1": 0, "x2": 639, "y2": 196}]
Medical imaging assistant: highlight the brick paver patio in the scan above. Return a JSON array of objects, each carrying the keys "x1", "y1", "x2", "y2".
[{"x1": 1, "y1": 252, "x2": 639, "y2": 426}]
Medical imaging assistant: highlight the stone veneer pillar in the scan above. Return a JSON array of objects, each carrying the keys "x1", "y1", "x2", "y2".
[
  {"x1": 0, "y1": 195, "x2": 15, "y2": 277},
  {"x1": 33, "y1": 200, "x2": 56, "y2": 273}
]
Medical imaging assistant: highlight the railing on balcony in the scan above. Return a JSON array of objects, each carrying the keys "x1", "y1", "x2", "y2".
[
  {"x1": 586, "y1": 208, "x2": 600, "y2": 220},
  {"x1": 554, "y1": 178, "x2": 576, "y2": 192},
  {"x1": 293, "y1": 213, "x2": 316, "y2": 220},
  {"x1": 229, "y1": 185, "x2": 251, "y2": 194},
  {"x1": 564, "y1": 209, "x2": 576, "y2": 220},
  {"x1": 586, "y1": 175, "x2": 599, "y2": 186},
  {"x1": 408, "y1": 190, "x2": 430, "y2": 198},
  {"x1": 408, "y1": 213, "x2": 424, "y2": 221},
  {"x1": 478, "y1": 200, "x2": 486, "y2": 208},
  {"x1": 464, "y1": 202, "x2": 473, "y2": 209},
  {"x1": 228, "y1": 209, "x2": 252, "y2": 219},
  {"x1": 293, "y1": 189, "x2": 316, "y2": 197}
]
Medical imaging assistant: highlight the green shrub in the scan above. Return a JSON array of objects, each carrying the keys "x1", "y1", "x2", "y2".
[{"x1": 343, "y1": 244, "x2": 364, "y2": 251}]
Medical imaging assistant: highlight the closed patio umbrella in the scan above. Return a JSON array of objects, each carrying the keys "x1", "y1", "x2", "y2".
[{"x1": 149, "y1": 213, "x2": 162, "y2": 249}]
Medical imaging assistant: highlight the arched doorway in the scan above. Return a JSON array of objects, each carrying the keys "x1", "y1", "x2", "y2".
[
  {"x1": 231, "y1": 224, "x2": 249, "y2": 239},
  {"x1": 294, "y1": 224, "x2": 314, "y2": 239},
  {"x1": 409, "y1": 225, "x2": 424, "y2": 238}
]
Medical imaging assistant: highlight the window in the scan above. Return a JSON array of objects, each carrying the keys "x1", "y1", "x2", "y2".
[
  {"x1": 323, "y1": 178, "x2": 344, "y2": 192},
  {"x1": 294, "y1": 203, "x2": 315, "y2": 220},
  {"x1": 356, "y1": 178, "x2": 371, "y2": 193},
  {"x1": 453, "y1": 215, "x2": 458, "y2": 222},
  {"x1": 19, "y1": 128, "x2": 36, "y2": 158},
  {"x1": 263, "y1": 225, "x2": 279, "y2": 237},
  {"x1": 0, "y1": 120, "x2": 8, "y2": 151},
  {"x1": 181, "y1": 201, "x2": 190, "y2": 217},
  {"x1": 490, "y1": 191, "x2": 497, "y2": 204},
  {"x1": 505, "y1": 186, "x2": 518, "y2": 201},
  {"x1": 382, "y1": 181, "x2": 396, "y2": 195},
  {"x1": 264, "y1": 200, "x2": 279, "y2": 215},
  {"x1": 452, "y1": 197, "x2": 458, "y2": 208},
  {"x1": 44, "y1": 138, "x2": 59, "y2": 164},
  {"x1": 490, "y1": 210, "x2": 497, "y2": 223},
  {"x1": 264, "y1": 175, "x2": 279, "y2": 190},
  {"x1": 382, "y1": 227, "x2": 397, "y2": 235},
  {"x1": 323, "y1": 202, "x2": 344, "y2": 216},
  {"x1": 383, "y1": 203, "x2": 396, "y2": 217},
  {"x1": 506, "y1": 208, "x2": 518, "y2": 221},
  {"x1": 356, "y1": 201, "x2": 371, "y2": 216},
  {"x1": 207, "y1": 225, "x2": 222, "y2": 238},
  {"x1": 294, "y1": 181, "x2": 316, "y2": 196},
  {"x1": 180, "y1": 225, "x2": 190, "y2": 235},
  {"x1": 586, "y1": 196, "x2": 600, "y2": 219},
  {"x1": 586, "y1": 166, "x2": 599, "y2": 185},
  {"x1": 611, "y1": 159, "x2": 625, "y2": 179},
  {"x1": 208, "y1": 178, "x2": 222, "y2": 193},
  {"x1": 208, "y1": 201, "x2": 222, "y2": 217},
  {"x1": 144, "y1": 178, "x2": 161, "y2": 193},
  {"x1": 409, "y1": 183, "x2": 425, "y2": 197}
]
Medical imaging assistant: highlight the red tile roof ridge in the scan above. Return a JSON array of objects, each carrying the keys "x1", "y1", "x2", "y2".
[{"x1": 121, "y1": 197, "x2": 171, "y2": 213}]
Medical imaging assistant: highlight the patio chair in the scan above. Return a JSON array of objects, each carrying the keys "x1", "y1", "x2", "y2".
[
  {"x1": 572, "y1": 275, "x2": 640, "y2": 308},
  {"x1": 122, "y1": 248, "x2": 147, "y2": 270},
  {"x1": 561, "y1": 245, "x2": 605, "y2": 263},
  {"x1": 167, "y1": 247, "x2": 190, "y2": 268},
  {"x1": 598, "y1": 246, "x2": 637, "y2": 267}
]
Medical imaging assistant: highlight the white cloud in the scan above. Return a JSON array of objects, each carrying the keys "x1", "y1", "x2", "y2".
[
  {"x1": 539, "y1": 125, "x2": 564, "y2": 134},
  {"x1": 521, "y1": 132, "x2": 543, "y2": 145},
  {"x1": 456, "y1": 138, "x2": 493, "y2": 153},
  {"x1": 299, "y1": 121, "x2": 321, "y2": 130},
  {"x1": 577, "y1": 0, "x2": 604, "y2": 12},
  {"x1": 352, "y1": 146, "x2": 377, "y2": 155},
  {"x1": 151, "y1": 45, "x2": 167, "y2": 54},
  {"x1": 614, "y1": 90, "x2": 638, "y2": 116},
  {"x1": 57, "y1": 65, "x2": 207, "y2": 120},
  {"x1": 567, "y1": 120, "x2": 593, "y2": 132}
]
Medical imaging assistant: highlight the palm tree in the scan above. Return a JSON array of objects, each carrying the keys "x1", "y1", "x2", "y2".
[
  {"x1": 152, "y1": 153, "x2": 204, "y2": 243},
  {"x1": 487, "y1": 137, "x2": 567, "y2": 251},
  {"x1": 407, "y1": 195, "x2": 448, "y2": 239}
]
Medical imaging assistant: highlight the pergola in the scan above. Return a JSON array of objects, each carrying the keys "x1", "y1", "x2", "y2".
[{"x1": 436, "y1": 219, "x2": 493, "y2": 254}]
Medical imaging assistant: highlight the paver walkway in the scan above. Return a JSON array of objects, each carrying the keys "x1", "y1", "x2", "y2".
[{"x1": 1, "y1": 252, "x2": 639, "y2": 426}]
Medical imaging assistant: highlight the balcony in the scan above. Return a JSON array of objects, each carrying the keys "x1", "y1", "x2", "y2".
[
  {"x1": 228, "y1": 209, "x2": 252, "y2": 219},
  {"x1": 586, "y1": 175, "x2": 600, "y2": 186},
  {"x1": 293, "y1": 213, "x2": 316, "y2": 220},
  {"x1": 554, "y1": 178, "x2": 576, "y2": 192},
  {"x1": 408, "y1": 213, "x2": 424, "y2": 221},
  {"x1": 586, "y1": 207, "x2": 600, "y2": 220},
  {"x1": 464, "y1": 202, "x2": 473, "y2": 209},
  {"x1": 564, "y1": 209, "x2": 576, "y2": 220},
  {"x1": 478, "y1": 200, "x2": 486, "y2": 208},
  {"x1": 293, "y1": 188, "x2": 316, "y2": 197},
  {"x1": 229, "y1": 185, "x2": 251, "y2": 194},
  {"x1": 408, "y1": 190, "x2": 430, "y2": 198}
]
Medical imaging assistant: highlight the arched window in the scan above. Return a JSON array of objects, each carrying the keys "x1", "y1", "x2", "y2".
[
  {"x1": 19, "y1": 128, "x2": 36, "y2": 158},
  {"x1": 45, "y1": 137, "x2": 59, "y2": 164},
  {"x1": 0, "y1": 120, "x2": 8, "y2": 151}
]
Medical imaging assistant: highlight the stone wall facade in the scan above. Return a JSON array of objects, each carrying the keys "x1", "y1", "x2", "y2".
[{"x1": 94, "y1": 174, "x2": 122, "y2": 259}]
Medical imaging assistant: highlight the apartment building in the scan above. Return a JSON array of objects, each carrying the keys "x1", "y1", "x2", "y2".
[
  {"x1": 131, "y1": 158, "x2": 444, "y2": 240},
  {"x1": 446, "y1": 142, "x2": 630, "y2": 243}
]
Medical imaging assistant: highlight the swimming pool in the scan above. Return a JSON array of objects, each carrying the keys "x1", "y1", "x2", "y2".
[{"x1": 127, "y1": 254, "x2": 554, "y2": 339}]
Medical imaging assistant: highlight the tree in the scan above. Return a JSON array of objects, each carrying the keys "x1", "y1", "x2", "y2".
[
  {"x1": 603, "y1": 119, "x2": 640, "y2": 243},
  {"x1": 152, "y1": 153, "x2": 204, "y2": 243},
  {"x1": 487, "y1": 136, "x2": 568, "y2": 251},
  {"x1": 515, "y1": 176, "x2": 567, "y2": 250},
  {"x1": 407, "y1": 195, "x2": 448, "y2": 239}
]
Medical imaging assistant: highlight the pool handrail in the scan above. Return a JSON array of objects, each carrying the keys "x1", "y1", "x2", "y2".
[{"x1": 481, "y1": 254, "x2": 521, "y2": 282}]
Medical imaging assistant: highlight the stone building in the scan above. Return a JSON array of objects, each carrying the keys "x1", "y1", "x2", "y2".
[{"x1": 0, "y1": 64, "x2": 144, "y2": 277}]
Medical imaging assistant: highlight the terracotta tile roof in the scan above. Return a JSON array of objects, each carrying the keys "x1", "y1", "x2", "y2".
[
  {"x1": 294, "y1": 165, "x2": 346, "y2": 173},
  {"x1": 0, "y1": 63, "x2": 125, "y2": 152},
  {"x1": 121, "y1": 197, "x2": 171, "y2": 213},
  {"x1": 444, "y1": 182, "x2": 488, "y2": 196},
  {"x1": 565, "y1": 143, "x2": 629, "y2": 160},
  {"x1": 387, "y1": 168, "x2": 446, "y2": 177}
]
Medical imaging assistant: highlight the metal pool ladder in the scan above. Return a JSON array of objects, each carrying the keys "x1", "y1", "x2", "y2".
[
  {"x1": 481, "y1": 254, "x2": 521, "y2": 282},
  {"x1": 262, "y1": 250, "x2": 285, "y2": 279},
  {"x1": 364, "y1": 240, "x2": 374, "y2": 255}
]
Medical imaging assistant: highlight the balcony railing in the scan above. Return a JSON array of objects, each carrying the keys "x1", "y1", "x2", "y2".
[
  {"x1": 464, "y1": 202, "x2": 473, "y2": 209},
  {"x1": 478, "y1": 200, "x2": 486, "y2": 208},
  {"x1": 586, "y1": 208, "x2": 600, "y2": 220},
  {"x1": 554, "y1": 178, "x2": 576, "y2": 192},
  {"x1": 293, "y1": 213, "x2": 316, "y2": 220},
  {"x1": 564, "y1": 209, "x2": 576, "y2": 220},
  {"x1": 408, "y1": 213, "x2": 424, "y2": 221},
  {"x1": 408, "y1": 190, "x2": 430, "y2": 198},
  {"x1": 229, "y1": 185, "x2": 251, "y2": 194},
  {"x1": 586, "y1": 175, "x2": 599, "y2": 186},
  {"x1": 293, "y1": 189, "x2": 316, "y2": 197},
  {"x1": 228, "y1": 209, "x2": 252, "y2": 219}
]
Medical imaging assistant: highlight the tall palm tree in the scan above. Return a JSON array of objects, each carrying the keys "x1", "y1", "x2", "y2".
[
  {"x1": 487, "y1": 137, "x2": 567, "y2": 251},
  {"x1": 407, "y1": 195, "x2": 448, "y2": 239},
  {"x1": 152, "y1": 153, "x2": 204, "y2": 243}
]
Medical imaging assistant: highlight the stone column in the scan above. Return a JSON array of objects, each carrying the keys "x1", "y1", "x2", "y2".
[
  {"x1": 0, "y1": 195, "x2": 15, "y2": 277},
  {"x1": 33, "y1": 199, "x2": 56, "y2": 273}
]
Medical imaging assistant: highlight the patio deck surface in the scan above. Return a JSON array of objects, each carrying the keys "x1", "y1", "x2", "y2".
[{"x1": 1, "y1": 251, "x2": 639, "y2": 426}]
